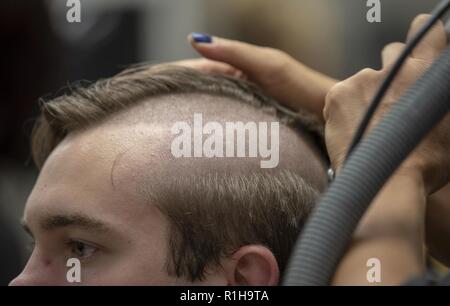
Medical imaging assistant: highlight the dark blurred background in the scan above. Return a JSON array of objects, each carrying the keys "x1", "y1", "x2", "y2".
[{"x1": 0, "y1": 0, "x2": 441, "y2": 285}]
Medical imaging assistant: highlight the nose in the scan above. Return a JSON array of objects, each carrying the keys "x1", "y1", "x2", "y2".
[
  {"x1": 9, "y1": 251, "x2": 62, "y2": 286},
  {"x1": 9, "y1": 273, "x2": 29, "y2": 286}
]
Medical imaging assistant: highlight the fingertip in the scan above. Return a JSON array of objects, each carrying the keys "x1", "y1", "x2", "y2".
[
  {"x1": 407, "y1": 14, "x2": 446, "y2": 43},
  {"x1": 406, "y1": 14, "x2": 447, "y2": 59},
  {"x1": 188, "y1": 32, "x2": 214, "y2": 44},
  {"x1": 381, "y1": 42, "x2": 405, "y2": 68},
  {"x1": 407, "y1": 15, "x2": 427, "y2": 41},
  {"x1": 412, "y1": 14, "x2": 432, "y2": 28},
  {"x1": 188, "y1": 34, "x2": 225, "y2": 62}
]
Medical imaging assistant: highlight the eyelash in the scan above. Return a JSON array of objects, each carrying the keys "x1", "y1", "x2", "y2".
[
  {"x1": 67, "y1": 239, "x2": 98, "y2": 261},
  {"x1": 27, "y1": 240, "x2": 36, "y2": 254},
  {"x1": 24, "y1": 234, "x2": 99, "y2": 262}
]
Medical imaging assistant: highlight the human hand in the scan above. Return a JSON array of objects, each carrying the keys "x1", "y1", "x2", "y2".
[
  {"x1": 188, "y1": 33, "x2": 337, "y2": 118},
  {"x1": 323, "y1": 14, "x2": 449, "y2": 193}
]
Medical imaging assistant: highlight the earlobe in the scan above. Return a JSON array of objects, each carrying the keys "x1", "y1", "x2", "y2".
[{"x1": 225, "y1": 245, "x2": 279, "y2": 286}]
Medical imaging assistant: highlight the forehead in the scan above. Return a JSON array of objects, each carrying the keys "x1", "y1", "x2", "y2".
[{"x1": 24, "y1": 123, "x2": 163, "y2": 232}]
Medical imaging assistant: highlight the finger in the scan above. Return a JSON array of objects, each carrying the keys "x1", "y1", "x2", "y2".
[
  {"x1": 171, "y1": 58, "x2": 247, "y2": 79},
  {"x1": 381, "y1": 42, "x2": 405, "y2": 69},
  {"x1": 188, "y1": 33, "x2": 274, "y2": 78},
  {"x1": 406, "y1": 14, "x2": 447, "y2": 61}
]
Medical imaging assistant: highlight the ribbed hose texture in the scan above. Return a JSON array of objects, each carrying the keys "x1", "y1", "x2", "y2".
[{"x1": 283, "y1": 44, "x2": 450, "y2": 286}]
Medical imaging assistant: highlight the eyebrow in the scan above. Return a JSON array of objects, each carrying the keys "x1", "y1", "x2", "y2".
[{"x1": 21, "y1": 213, "x2": 115, "y2": 236}]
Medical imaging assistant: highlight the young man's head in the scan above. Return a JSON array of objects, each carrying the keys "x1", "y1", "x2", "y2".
[{"x1": 10, "y1": 65, "x2": 327, "y2": 285}]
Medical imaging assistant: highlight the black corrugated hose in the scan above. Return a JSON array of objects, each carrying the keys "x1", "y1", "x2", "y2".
[{"x1": 283, "y1": 43, "x2": 450, "y2": 286}]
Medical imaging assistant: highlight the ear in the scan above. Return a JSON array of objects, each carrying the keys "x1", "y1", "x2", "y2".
[{"x1": 223, "y1": 245, "x2": 280, "y2": 286}]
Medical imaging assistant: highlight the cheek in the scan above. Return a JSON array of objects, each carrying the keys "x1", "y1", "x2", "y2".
[
  {"x1": 79, "y1": 231, "x2": 174, "y2": 285},
  {"x1": 125, "y1": 236, "x2": 174, "y2": 285},
  {"x1": 81, "y1": 251, "x2": 175, "y2": 285}
]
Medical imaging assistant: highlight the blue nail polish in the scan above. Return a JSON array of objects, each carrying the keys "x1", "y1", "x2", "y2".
[{"x1": 191, "y1": 32, "x2": 212, "y2": 44}]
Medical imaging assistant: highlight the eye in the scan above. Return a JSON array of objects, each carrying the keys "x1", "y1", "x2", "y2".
[{"x1": 68, "y1": 240, "x2": 98, "y2": 260}]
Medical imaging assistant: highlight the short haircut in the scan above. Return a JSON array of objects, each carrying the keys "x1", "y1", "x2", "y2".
[{"x1": 32, "y1": 65, "x2": 325, "y2": 281}]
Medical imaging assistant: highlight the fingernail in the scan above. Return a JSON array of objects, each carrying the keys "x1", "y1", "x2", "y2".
[{"x1": 191, "y1": 32, "x2": 213, "y2": 44}]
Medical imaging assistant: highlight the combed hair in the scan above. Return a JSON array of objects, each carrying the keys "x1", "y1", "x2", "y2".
[{"x1": 32, "y1": 65, "x2": 324, "y2": 168}]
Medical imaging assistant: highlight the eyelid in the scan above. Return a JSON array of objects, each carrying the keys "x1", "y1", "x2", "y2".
[
  {"x1": 67, "y1": 238, "x2": 100, "y2": 261},
  {"x1": 21, "y1": 222, "x2": 35, "y2": 239},
  {"x1": 68, "y1": 238, "x2": 103, "y2": 250}
]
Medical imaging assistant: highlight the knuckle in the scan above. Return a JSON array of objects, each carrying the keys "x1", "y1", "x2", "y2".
[
  {"x1": 257, "y1": 47, "x2": 294, "y2": 83},
  {"x1": 263, "y1": 47, "x2": 288, "y2": 58},
  {"x1": 324, "y1": 82, "x2": 347, "y2": 120},
  {"x1": 354, "y1": 67, "x2": 384, "y2": 83},
  {"x1": 262, "y1": 48, "x2": 291, "y2": 68},
  {"x1": 358, "y1": 68, "x2": 378, "y2": 78},
  {"x1": 327, "y1": 81, "x2": 349, "y2": 101}
]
